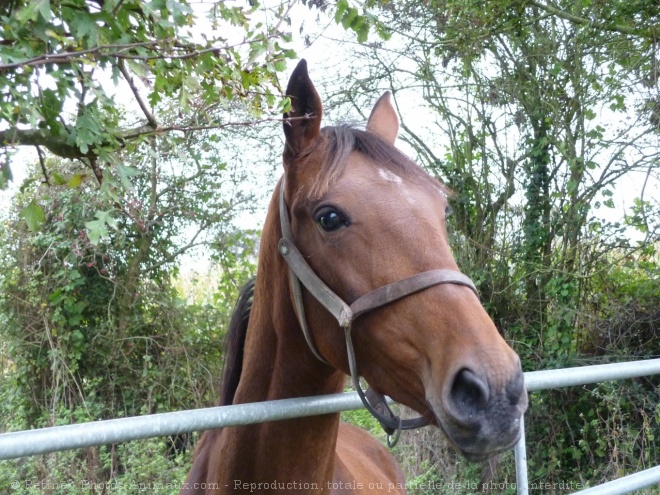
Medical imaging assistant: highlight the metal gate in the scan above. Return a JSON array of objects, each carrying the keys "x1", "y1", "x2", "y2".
[
  {"x1": 514, "y1": 359, "x2": 660, "y2": 495},
  {"x1": 1, "y1": 359, "x2": 660, "y2": 494}
]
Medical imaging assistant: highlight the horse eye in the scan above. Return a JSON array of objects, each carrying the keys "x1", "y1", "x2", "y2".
[
  {"x1": 445, "y1": 205, "x2": 453, "y2": 218},
  {"x1": 317, "y1": 209, "x2": 348, "y2": 232}
]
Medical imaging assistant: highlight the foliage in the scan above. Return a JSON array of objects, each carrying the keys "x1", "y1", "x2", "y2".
[
  {"x1": 0, "y1": 0, "x2": 298, "y2": 241},
  {"x1": 0, "y1": 141, "x2": 257, "y2": 488},
  {"x1": 0, "y1": 431, "x2": 192, "y2": 494},
  {"x1": 1, "y1": 0, "x2": 658, "y2": 491},
  {"x1": 0, "y1": 0, "x2": 397, "y2": 490},
  {"x1": 0, "y1": 0, "x2": 294, "y2": 170},
  {"x1": 396, "y1": 427, "x2": 517, "y2": 494}
]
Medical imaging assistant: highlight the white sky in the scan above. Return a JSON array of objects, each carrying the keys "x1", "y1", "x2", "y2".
[
  {"x1": 288, "y1": 6, "x2": 659, "y2": 245},
  {"x1": 2, "y1": 0, "x2": 657, "y2": 250}
]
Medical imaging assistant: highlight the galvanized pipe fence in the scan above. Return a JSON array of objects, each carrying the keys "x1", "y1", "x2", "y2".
[
  {"x1": 1, "y1": 358, "x2": 660, "y2": 495},
  {"x1": 515, "y1": 358, "x2": 660, "y2": 495}
]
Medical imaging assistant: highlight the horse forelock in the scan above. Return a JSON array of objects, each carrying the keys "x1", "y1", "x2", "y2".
[{"x1": 299, "y1": 124, "x2": 449, "y2": 201}]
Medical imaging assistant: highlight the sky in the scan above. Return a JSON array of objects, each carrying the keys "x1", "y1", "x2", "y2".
[
  {"x1": 287, "y1": 6, "x2": 659, "y2": 245},
  {"x1": 2, "y1": 0, "x2": 657, "y2": 251}
]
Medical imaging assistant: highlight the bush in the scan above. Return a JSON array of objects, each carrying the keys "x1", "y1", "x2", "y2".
[{"x1": 0, "y1": 161, "x2": 256, "y2": 491}]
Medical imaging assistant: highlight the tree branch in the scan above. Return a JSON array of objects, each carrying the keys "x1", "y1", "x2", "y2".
[
  {"x1": 0, "y1": 38, "x2": 275, "y2": 71},
  {"x1": 117, "y1": 59, "x2": 158, "y2": 129},
  {"x1": 0, "y1": 128, "x2": 95, "y2": 159},
  {"x1": 0, "y1": 40, "x2": 171, "y2": 71},
  {"x1": 0, "y1": 115, "x2": 309, "y2": 161},
  {"x1": 115, "y1": 45, "x2": 224, "y2": 62},
  {"x1": 117, "y1": 115, "x2": 312, "y2": 140},
  {"x1": 528, "y1": 0, "x2": 653, "y2": 37},
  {"x1": 144, "y1": 226, "x2": 207, "y2": 274},
  {"x1": 36, "y1": 146, "x2": 50, "y2": 185}
]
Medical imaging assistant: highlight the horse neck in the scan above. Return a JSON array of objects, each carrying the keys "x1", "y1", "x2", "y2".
[
  {"x1": 210, "y1": 189, "x2": 346, "y2": 490},
  {"x1": 236, "y1": 205, "x2": 345, "y2": 401}
]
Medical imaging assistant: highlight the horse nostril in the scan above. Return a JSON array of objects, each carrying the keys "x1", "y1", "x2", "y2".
[
  {"x1": 506, "y1": 369, "x2": 526, "y2": 406},
  {"x1": 450, "y1": 368, "x2": 490, "y2": 421}
]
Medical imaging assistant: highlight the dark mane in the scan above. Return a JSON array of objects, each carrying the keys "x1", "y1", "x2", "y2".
[
  {"x1": 218, "y1": 277, "x2": 255, "y2": 406},
  {"x1": 305, "y1": 124, "x2": 441, "y2": 200}
]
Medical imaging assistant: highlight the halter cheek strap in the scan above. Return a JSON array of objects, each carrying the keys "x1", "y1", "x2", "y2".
[{"x1": 277, "y1": 179, "x2": 479, "y2": 445}]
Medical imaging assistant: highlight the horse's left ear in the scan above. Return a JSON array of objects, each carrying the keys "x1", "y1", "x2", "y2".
[
  {"x1": 283, "y1": 60, "x2": 322, "y2": 159},
  {"x1": 367, "y1": 92, "x2": 399, "y2": 146}
]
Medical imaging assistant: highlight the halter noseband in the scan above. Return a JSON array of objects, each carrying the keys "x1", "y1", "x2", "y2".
[{"x1": 277, "y1": 178, "x2": 479, "y2": 446}]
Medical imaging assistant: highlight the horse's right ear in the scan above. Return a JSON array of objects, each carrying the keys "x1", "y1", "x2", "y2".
[{"x1": 283, "y1": 60, "x2": 322, "y2": 159}]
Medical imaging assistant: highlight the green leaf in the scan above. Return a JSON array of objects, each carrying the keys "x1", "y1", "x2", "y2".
[
  {"x1": 15, "y1": 0, "x2": 50, "y2": 22},
  {"x1": 40, "y1": 88, "x2": 63, "y2": 125},
  {"x1": 66, "y1": 173, "x2": 87, "y2": 188},
  {"x1": 36, "y1": 0, "x2": 51, "y2": 20},
  {"x1": 0, "y1": 161, "x2": 12, "y2": 189},
  {"x1": 51, "y1": 172, "x2": 67, "y2": 185},
  {"x1": 376, "y1": 22, "x2": 392, "y2": 41},
  {"x1": 335, "y1": 0, "x2": 349, "y2": 24},
  {"x1": 116, "y1": 164, "x2": 141, "y2": 191},
  {"x1": 609, "y1": 94, "x2": 625, "y2": 112},
  {"x1": 69, "y1": 11, "x2": 97, "y2": 41},
  {"x1": 281, "y1": 96, "x2": 292, "y2": 114},
  {"x1": 85, "y1": 210, "x2": 117, "y2": 244},
  {"x1": 126, "y1": 59, "x2": 150, "y2": 79},
  {"x1": 49, "y1": 289, "x2": 64, "y2": 305},
  {"x1": 341, "y1": 8, "x2": 359, "y2": 29},
  {"x1": 85, "y1": 219, "x2": 104, "y2": 244},
  {"x1": 357, "y1": 22, "x2": 370, "y2": 43},
  {"x1": 20, "y1": 200, "x2": 46, "y2": 231}
]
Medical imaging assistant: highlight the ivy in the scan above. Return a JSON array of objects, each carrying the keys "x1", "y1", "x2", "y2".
[{"x1": 19, "y1": 200, "x2": 46, "y2": 232}]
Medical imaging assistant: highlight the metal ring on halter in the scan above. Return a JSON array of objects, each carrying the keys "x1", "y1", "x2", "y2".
[{"x1": 387, "y1": 416, "x2": 403, "y2": 448}]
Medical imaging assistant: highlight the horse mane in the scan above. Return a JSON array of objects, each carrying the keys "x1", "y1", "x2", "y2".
[
  {"x1": 218, "y1": 277, "x2": 255, "y2": 406},
  {"x1": 305, "y1": 124, "x2": 446, "y2": 200}
]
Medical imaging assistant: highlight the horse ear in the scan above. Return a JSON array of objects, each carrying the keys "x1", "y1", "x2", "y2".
[
  {"x1": 366, "y1": 92, "x2": 399, "y2": 146},
  {"x1": 283, "y1": 60, "x2": 322, "y2": 158}
]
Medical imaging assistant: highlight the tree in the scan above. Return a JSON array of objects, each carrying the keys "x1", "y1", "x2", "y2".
[
  {"x1": 0, "y1": 0, "x2": 295, "y2": 191},
  {"x1": 0, "y1": 0, "x2": 396, "y2": 489},
  {"x1": 0, "y1": 132, "x2": 262, "y2": 482},
  {"x1": 327, "y1": 0, "x2": 659, "y2": 345}
]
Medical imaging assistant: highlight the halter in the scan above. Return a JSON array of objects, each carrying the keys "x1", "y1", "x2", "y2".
[{"x1": 277, "y1": 178, "x2": 479, "y2": 446}]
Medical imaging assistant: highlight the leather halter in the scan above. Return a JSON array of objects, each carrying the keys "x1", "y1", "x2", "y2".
[{"x1": 277, "y1": 178, "x2": 479, "y2": 446}]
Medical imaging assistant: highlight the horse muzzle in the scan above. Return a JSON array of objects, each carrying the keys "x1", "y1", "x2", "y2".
[{"x1": 430, "y1": 365, "x2": 528, "y2": 462}]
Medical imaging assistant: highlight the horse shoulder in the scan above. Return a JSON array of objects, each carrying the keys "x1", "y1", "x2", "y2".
[{"x1": 333, "y1": 422, "x2": 407, "y2": 495}]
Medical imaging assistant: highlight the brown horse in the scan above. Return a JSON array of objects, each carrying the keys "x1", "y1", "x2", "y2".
[{"x1": 181, "y1": 60, "x2": 527, "y2": 494}]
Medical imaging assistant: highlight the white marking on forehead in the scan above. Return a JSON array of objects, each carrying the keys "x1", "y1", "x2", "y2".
[
  {"x1": 377, "y1": 168, "x2": 415, "y2": 204},
  {"x1": 402, "y1": 186, "x2": 417, "y2": 205},
  {"x1": 378, "y1": 168, "x2": 402, "y2": 184}
]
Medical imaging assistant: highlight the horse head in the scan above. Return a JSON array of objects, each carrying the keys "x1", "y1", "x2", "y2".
[{"x1": 280, "y1": 60, "x2": 527, "y2": 461}]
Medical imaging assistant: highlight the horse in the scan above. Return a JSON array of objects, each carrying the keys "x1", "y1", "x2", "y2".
[{"x1": 180, "y1": 59, "x2": 528, "y2": 494}]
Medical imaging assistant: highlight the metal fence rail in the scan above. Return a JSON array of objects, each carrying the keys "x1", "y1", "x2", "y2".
[
  {"x1": 1, "y1": 358, "x2": 660, "y2": 494},
  {"x1": 514, "y1": 358, "x2": 660, "y2": 495},
  {"x1": 0, "y1": 392, "x2": 370, "y2": 460}
]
